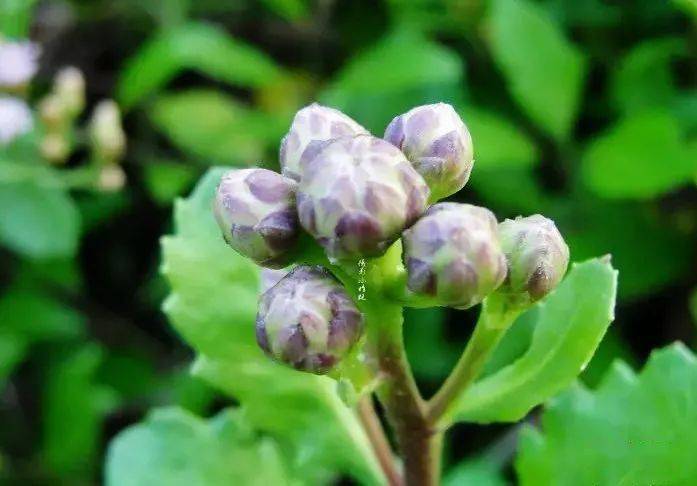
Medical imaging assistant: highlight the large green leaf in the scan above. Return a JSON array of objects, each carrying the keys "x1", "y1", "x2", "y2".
[
  {"x1": 320, "y1": 29, "x2": 464, "y2": 133},
  {"x1": 444, "y1": 457, "x2": 508, "y2": 486},
  {"x1": 0, "y1": 181, "x2": 80, "y2": 259},
  {"x1": 117, "y1": 22, "x2": 282, "y2": 109},
  {"x1": 160, "y1": 168, "x2": 384, "y2": 484},
  {"x1": 447, "y1": 258, "x2": 617, "y2": 424},
  {"x1": 582, "y1": 111, "x2": 695, "y2": 198},
  {"x1": 149, "y1": 90, "x2": 284, "y2": 165},
  {"x1": 516, "y1": 343, "x2": 697, "y2": 485},
  {"x1": 487, "y1": 0, "x2": 586, "y2": 141},
  {"x1": 106, "y1": 407, "x2": 293, "y2": 486}
]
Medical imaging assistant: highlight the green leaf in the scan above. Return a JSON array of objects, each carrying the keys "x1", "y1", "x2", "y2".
[
  {"x1": 320, "y1": 29, "x2": 464, "y2": 133},
  {"x1": 0, "y1": 182, "x2": 80, "y2": 259},
  {"x1": 106, "y1": 407, "x2": 293, "y2": 486},
  {"x1": 448, "y1": 258, "x2": 617, "y2": 424},
  {"x1": 142, "y1": 159, "x2": 198, "y2": 205},
  {"x1": 0, "y1": 0, "x2": 38, "y2": 37},
  {"x1": 42, "y1": 345, "x2": 118, "y2": 477},
  {"x1": 150, "y1": 90, "x2": 283, "y2": 165},
  {"x1": 117, "y1": 22, "x2": 282, "y2": 109},
  {"x1": 259, "y1": 0, "x2": 309, "y2": 21},
  {"x1": 463, "y1": 107, "x2": 538, "y2": 169},
  {"x1": 161, "y1": 168, "x2": 384, "y2": 484},
  {"x1": 487, "y1": 0, "x2": 586, "y2": 141},
  {"x1": 445, "y1": 457, "x2": 508, "y2": 486},
  {"x1": 611, "y1": 37, "x2": 684, "y2": 115},
  {"x1": 516, "y1": 343, "x2": 697, "y2": 485},
  {"x1": 582, "y1": 111, "x2": 695, "y2": 198}
]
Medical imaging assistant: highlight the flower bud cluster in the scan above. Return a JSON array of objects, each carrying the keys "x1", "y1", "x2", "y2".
[{"x1": 212, "y1": 102, "x2": 569, "y2": 373}]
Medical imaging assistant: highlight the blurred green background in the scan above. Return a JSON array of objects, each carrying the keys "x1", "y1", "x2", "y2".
[{"x1": 1, "y1": 0, "x2": 695, "y2": 484}]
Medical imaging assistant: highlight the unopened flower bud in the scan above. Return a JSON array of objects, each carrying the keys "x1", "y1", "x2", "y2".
[
  {"x1": 89, "y1": 100, "x2": 126, "y2": 163},
  {"x1": 41, "y1": 132, "x2": 69, "y2": 163},
  {"x1": 54, "y1": 67, "x2": 85, "y2": 119},
  {"x1": 214, "y1": 168, "x2": 299, "y2": 268},
  {"x1": 298, "y1": 135, "x2": 429, "y2": 261},
  {"x1": 384, "y1": 103, "x2": 473, "y2": 201},
  {"x1": 402, "y1": 203, "x2": 507, "y2": 309},
  {"x1": 0, "y1": 96, "x2": 32, "y2": 145},
  {"x1": 259, "y1": 267, "x2": 290, "y2": 294},
  {"x1": 0, "y1": 40, "x2": 40, "y2": 89},
  {"x1": 280, "y1": 103, "x2": 368, "y2": 181},
  {"x1": 256, "y1": 265, "x2": 364, "y2": 374},
  {"x1": 498, "y1": 215, "x2": 569, "y2": 302}
]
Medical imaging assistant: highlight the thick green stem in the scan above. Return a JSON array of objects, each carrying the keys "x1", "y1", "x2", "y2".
[
  {"x1": 427, "y1": 294, "x2": 523, "y2": 425},
  {"x1": 366, "y1": 300, "x2": 441, "y2": 486}
]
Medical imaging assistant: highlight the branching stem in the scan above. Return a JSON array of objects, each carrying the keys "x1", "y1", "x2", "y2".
[{"x1": 427, "y1": 294, "x2": 522, "y2": 425}]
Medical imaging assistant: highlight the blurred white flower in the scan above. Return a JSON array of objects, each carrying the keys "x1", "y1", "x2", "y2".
[
  {"x1": 0, "y1": 40, "x2": 40, "y2": 88},
  {"x1": 0, "y1": 96, "x2": 33, "y2": 145}
]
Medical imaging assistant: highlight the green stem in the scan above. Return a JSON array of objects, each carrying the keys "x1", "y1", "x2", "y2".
[
  {"x1": 366, "y1": 300, "x2": 441, "y2": 486},
  {"x1": 427, "y1": 294, "x2": 522, "y2": 425}
]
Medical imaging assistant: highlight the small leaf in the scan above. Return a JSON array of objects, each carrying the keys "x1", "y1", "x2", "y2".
[
  {"x1": 117, "y1": 22, "x2": 282, "y2": 109},
  {"x1": 142, "y1": 159, "x2": 198, "y2": 205},
  {"x1": 516, "y1": 343, "x2": 697, "y2": 485},
  {"x1": 0, "y1": 0, "x2": 38, "y2": 37},
  {"x1": 487, "y1": 0, "x2": 586, "y2": 141},
  {"x1": 106, "y1": 407, "x2": 293, "y2": 486},
  {"x1": 161, "y1": 168, "x2": 384, "y2": 485},
  {"x1": 149, "y1": 90, "x2": 283, "y2": 165},
  {"x1": 321, "y1": 29, "x2": 464, "y2": 132},
  {"x1": 611, "y1": 37, "x2": 684, "y2": 115},
  {"x1": 582, "y1": 111, "x2": 694, "y2": 198},
  {"x1": 447, "y1": 258, "x2": 617, "y2": 424},
  {"x1": 0, "y1": 181, "x2": 80, "y2": 259}
]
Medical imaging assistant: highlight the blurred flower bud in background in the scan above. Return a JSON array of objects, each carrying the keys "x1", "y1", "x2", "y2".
[
  {"x1": 256, "y1": 266, "x2": 364, "y2": 374},
  {"x1": 385, "y1": 103, "x2": 474, "y2": 201},
  {"x1": 0, "y1": 96, "x2": 32, "y2": 145},
  {"x1": 0, "y1": 39, "x2": 40, "y2": 91},
  {"x1": 214, "y1": 168, "x2": 299, "y2": 268},
  {"x1": 280, "y1": 103, "x2": 368, "y2": 181},
  {"x1": 89, "y1": 100, "x2": 126, "y2": 164},
  {"x1": 97, "y1": 165, "x2": 126, "y2": 192},
  {"x1": 498, "y1": 215, "x2": 569, "y2": 302},
  {"x1": 402, "y1": 202, "x2": 507, "y2": 309},
  {"x1": 298, "y1": 135, "x2": 429, "y2": 261},
  {"x1": 40, "y1": 132, "x2": 69, "y2": 163},
  {"x1": 54, "y1": 67, "x2": 85, "y2": 119}
]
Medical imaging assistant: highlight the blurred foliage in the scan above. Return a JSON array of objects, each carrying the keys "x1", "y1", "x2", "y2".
[{"x1": 0, "y1": 0, "x2": 695, "y2": 484}]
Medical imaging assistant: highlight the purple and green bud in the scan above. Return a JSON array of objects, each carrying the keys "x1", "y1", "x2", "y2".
[
  {"x1": 498, "y1": 215, "x2": 569, "y2": 302},
  {"x1": 279, "y1": 103, "x2": 368, "y2": 181},
  {"x1": 401, "y1": 203, "x2": 507, "y2": 309},
  {"x1": 256, "y1": 265, "x2": 364, "y2": 374},
  {"x1": 214, "y1": 168, "x2": 299, "y2": 268},
  {"x1": 297, "y1": 135, "x2": 429, "y2": 261},
  {"x1": 384, "y1": 103, "x2": 473, "y2": 201}
]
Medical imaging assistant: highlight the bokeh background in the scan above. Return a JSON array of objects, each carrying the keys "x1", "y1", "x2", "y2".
[{"x1": 1, "y1": 0, "x2": 695, "y2": 484}]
